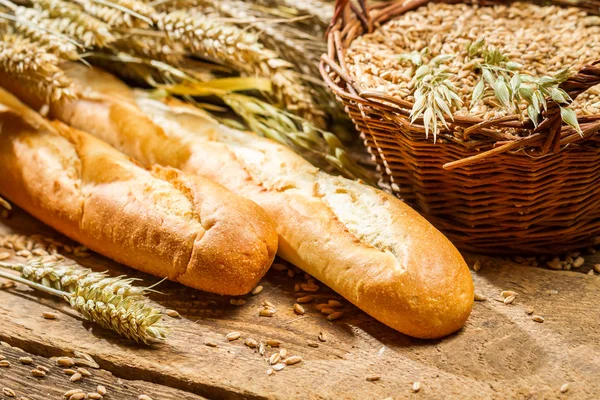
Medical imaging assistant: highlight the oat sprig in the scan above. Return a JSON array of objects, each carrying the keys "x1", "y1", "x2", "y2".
[
  {"x1": 468, "y1": 39, "x2": 582, "y2": 134},
  {"x1": 0, "y1": 267, "x2": 166, "y2": 344},
  {"x1": 400, "y1": 49, "x2": 463, "y2": 142}
]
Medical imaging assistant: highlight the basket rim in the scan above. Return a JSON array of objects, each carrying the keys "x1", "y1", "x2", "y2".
[{"x1": 320, "y1": 0, "x2": 600, "y2": 169}]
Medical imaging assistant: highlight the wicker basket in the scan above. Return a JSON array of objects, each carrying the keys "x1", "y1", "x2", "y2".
[{"x1": 321, "y1": 0, "x2": 600, "y2": 255}]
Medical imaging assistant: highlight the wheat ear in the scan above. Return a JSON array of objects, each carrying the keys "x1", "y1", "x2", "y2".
[
  {"x1": 0, "y1": 267, "x2": 166, "y2": 344},
  {"x1": 155, "y1": 10, "x2": 326, "y2": 126},
  {"x1": 0, "y1": 33, "x2": 76, "y2": 101},
  {"x1": 32, "y1": 0, "x2": 117, "y2": 47}
]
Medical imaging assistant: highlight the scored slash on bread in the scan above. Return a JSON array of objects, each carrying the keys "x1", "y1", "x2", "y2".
[
  {"x1": 0, "y1": 87, "x2": 278, "y2": 296},
  {"x1": 2, "y1": 64, "x2": 474, "y2": 339}
]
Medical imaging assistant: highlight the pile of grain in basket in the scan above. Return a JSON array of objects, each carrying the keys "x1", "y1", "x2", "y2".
[{"x1": 345, "y1": 2, "x2": 600, "y2": 120}]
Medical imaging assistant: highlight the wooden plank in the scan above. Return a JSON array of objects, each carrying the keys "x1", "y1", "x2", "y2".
[
  {"x1": 0, "y1": 208, "x2": 599, "y2": 399},
  {"x1": 0, "y1": 343, "x2": 207, "y2": 400}
]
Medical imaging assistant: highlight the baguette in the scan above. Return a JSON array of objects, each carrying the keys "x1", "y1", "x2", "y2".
[
  {"x1": 0, "y1": 87, "x2": 278, "y2": 295},
  {"x1": 2, "y1": 64, "x2": 474, "y2": 339}
]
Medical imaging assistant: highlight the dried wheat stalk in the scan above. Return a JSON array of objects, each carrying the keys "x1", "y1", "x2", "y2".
[
  {"x1": 1, "y1": 257, "x2": 148, "y2": 298},
  {"x1": 8, "y1": 6, "x2": 81, "y2": 60},
  {"x1": 252, "y1": 0, "x2": 333, "y2": 31},
  {"x1": 75, "y1": 0, "x2": 153, "y2": 28},
  {"x1": 155, "y1": 10, "x2": 326, "y2": 126},
  {"x1": 32, "y1": 0, "x2": 117, "y2": 47},
  {"x1": 0, "y1": 33, "x2": 76, "y2": 101},
  {"x1": 0, "y1": 268, "x2": 166, "y2": 344}
]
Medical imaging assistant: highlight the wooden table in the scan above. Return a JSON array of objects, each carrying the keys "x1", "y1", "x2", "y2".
[{"x1": 0, "y1": 208, "x2": 599, "y2": 400}]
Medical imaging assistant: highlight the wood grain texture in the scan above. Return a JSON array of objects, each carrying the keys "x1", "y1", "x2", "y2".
[
  {"x1": 0, "y1": 208, "x2": 599, "y2": 399},
  {"x1": 0, "y1": 343, "x2": 207, "y2": 400}
]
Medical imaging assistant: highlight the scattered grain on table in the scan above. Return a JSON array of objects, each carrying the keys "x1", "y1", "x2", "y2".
[
  {"x1": 413, "y1": 381, "x2": 422, "y2": 392},
  {"x1": 42, "y1": 312, "x2": 57, "y2": 319},
  {"x1": 285, "y1": 355, "x2": 302, "y2": 365},
  {"x1": 251, "y1": 285, "x2": 263, "y2": 295},
  {"x1": 327, "y1": 311, "x2": 344, "y2": 321},
  {"x1": 56, "y1": 357, "x2": 75, "y2": 367},
  {"x1": 532, "y1": 315, "x2": 545, "y2": 323}
]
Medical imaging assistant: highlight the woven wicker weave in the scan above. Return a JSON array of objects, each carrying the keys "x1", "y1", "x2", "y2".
[{"x1": 321, "y1": 0, "x2": 600, "y2": 254}]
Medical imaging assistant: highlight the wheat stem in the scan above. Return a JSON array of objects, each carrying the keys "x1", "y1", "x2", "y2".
[{"x1": 0, "y1": 257, "x2": 148, "y2": 297}]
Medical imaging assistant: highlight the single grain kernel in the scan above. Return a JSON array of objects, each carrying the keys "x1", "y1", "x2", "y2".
[
  {"x1": 320, "y1": 307, "x2": 336, "y2": 315},
  {"x1": 532, "y1": 315, "x2": 545, "y2": 323},
  {"x1": 70, "y1": 372, "x2": 82, "y2": 382},
  {"x1": 245, "y1": 338, "x2": 258, "y2": 348},
  {"x1": 501, "y1": 291, "x2": 517, "y2": 298},
  {"x1": 573, "y1": 257, "x2": 585, "y2": 268},
  {"x1": 88, "y1": 393, "x2": 103, "y2": 400},
  {"x1": 139, "y1": 396, "x2": 153, "y2": 400},
  {"x1": 266, "y1": 339, "x2": 281, "y2": 347},
  {"x1": 259, "y1": 308, "x2": 275, "y2": 317},
  {"x1": 318, "y1": 332, "x2": 327, "y2": 342},
  {"x1": 366, "y1": 375, "x2": 381, "y2": 382},
  {"x1": 269, "y1": 353, "x2": 280, "y2": 365},
  {"x1": 31, "y1": 369, "x2": 46, "y2": 377},
  {"x1": 77, "y1": 368, "x2": 92, "y2": 377},
  {"x1": 504, "y1": 295, "x2": 516, "y2": 305},
  {"x1": 327, "y1": 300, "x2": 343, "y2": 308},
  {"x1": 36, "y1": 365, "x2": 49, "y2": 373},
  {"x1": 560, "y1": 383, "x2": 569, "y2": 393},
  {"x1": 63, "y1": 389, "x2": 83, "y2": 398},
  {"x1": 56, "y1": 357, "x2": 75, "y2": 367},
  {"x1": 42, "y1": 312, "x2": 57, "y2": 320},
  {"x1": 293, "y1": 303, "x2": 305, "y2": 315},
  {"x1": 474, "y1": 293, "x2": 486, "y2": 301},
  {"x1": 273, "y1": 363, "x2": 285, "y2": 371},
  {"x1": 69, "y1": 394, "x2": 86, "y2": 400},
  {"x1": 307, "y1": 341, "x2": 319, "y2": 348},
  {"x1": 287, "y1": 269, "x2": 295, "y2": 278},
  {"x1": 0, "y1": 360, "x2": 10, "y2": 367},
  {"x1": 166, "y1": 309, "x2": 180, "y2": 318},
  {"x1": 272, "y1": 263, "x2": 288, "y2": 271},
  {"x1": 3, "y1": 388, "x2": 15, "y2": 397},
  {"x1": 0, "y1": 252, "x2": 9, "y2": 260},
  {"x1": 19, "y1": 357, "x2": 33, "y2": 365},
  {"x1": 279, "y1": 348, "x2": 288, "y2": 359},
  {"x1": 226, "y1": 332, "x2": 241, "y2": 341},
  {"x1": 251, "y1": 285, "x2": 263, "y2": 295},
  {"x1": 473, "y1": 260, "x2": 481, "y2": 272},
  {"x1": 296, "y1": 295, "x2": 315, "y2": 303},
  {"x1": 285, "y1": 355, "x2": 302, "y2": 365},
  {"x1": 316, "y1": 303, "x2": 328, "y2": 311},
  {"x1": 64, "y1": 369, "x2": 77, "y2": 375},
  {"x1": 97, "y1": 385, "x2": 107, "y2": 396},
  {"x1": 327, "y1": 311, "x2": 344, "y2": 321},
  {"x1": 413, "y1": 381, "x2": 421, "y2": 392},
  {"x1": 204, "y1": 341, "x2": 217, "y2": 348}
]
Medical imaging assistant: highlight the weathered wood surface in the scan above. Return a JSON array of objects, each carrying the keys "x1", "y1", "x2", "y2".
[
  {"x1": 0, "y1": 343, "x2": 207, "y2": 400},
  {"x1": 0, "y1": 208, "x2": 599, "y2": 400}
]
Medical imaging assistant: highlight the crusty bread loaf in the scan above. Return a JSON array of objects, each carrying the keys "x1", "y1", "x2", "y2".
[
  {"x1": 3, "y1": 64, "x2": 474, "y2": 339},
  {"x1": 0, "y1": 87, "x2": 278, "y2": 295}
]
